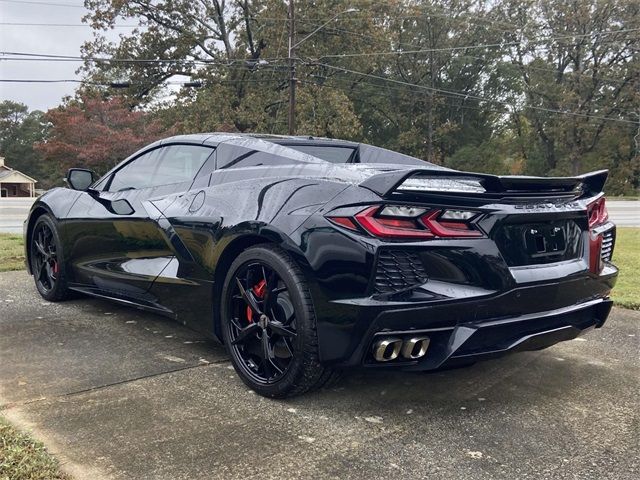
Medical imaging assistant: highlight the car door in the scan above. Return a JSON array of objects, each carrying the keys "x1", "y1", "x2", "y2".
[{"x1": 64, "y1": 144, "x2": 214, "y2": 301}]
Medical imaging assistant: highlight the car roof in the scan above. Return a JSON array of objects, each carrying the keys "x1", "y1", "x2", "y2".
[{"x1": 160, "y1": 133, "x2": 359, "y2": 149}]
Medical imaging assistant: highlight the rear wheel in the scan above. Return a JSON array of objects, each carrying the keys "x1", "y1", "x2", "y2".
[
  {"x1": 30, "y1": 215, "x2": 70, "y2": 301},
  {"x1": 220, "y1": 244, "x2": 337, "y2": 398}
]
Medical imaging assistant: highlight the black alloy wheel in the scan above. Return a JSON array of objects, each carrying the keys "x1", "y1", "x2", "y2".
[
  {"x1": 30, "y1": 215, "x2": 70, "y2": 301},
  {"x1": 221, "y1": 244, "x2": 338, "y2": 398},
  {"x1": 227, "y1": 261, "x2": 296, "y2": 384}
]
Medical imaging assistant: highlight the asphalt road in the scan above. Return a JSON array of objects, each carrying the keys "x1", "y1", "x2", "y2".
[
  {"x1": 0, "y1": 197, "x2": 637, "y2": 234},
  {"x1": 1, "y1": 270, "x2": 638, "y2": 480},
  {"x1": 608, "y1": 200, "x2": 640, "y2": 227},
  {"x1": 0, "y1": 197, "x2": 35, "y2": 234}
]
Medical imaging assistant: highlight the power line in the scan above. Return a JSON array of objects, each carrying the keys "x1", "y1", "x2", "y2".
[
  {"x1": 305, "y1": 76, "x2": 510, "y2": 119},
  {"x1": 312, "y1": 28, "x2": 640, "y2": 59},
  {"x1": 0, "y1": 53, "x2": 291, "y2": 71},
  {"x1": 313, "y1": 62, "x2": 639, "y2": 125},
  {"x1": 0, "y1": 77, "x2": 286, "y2": 86},
  {"x1": 0, "y1": 57, "x2": 290, "y2": 71},
  {"x1": 0, "y1": 79, "x2": 89, "y2": 84},
  {"x1": 298, "y1": 20, "x2": 632, "y2": 85},
  {"x1": 0, "y1": 51, "x2": 291, "y2": 65},
  {"x1": 0, "y1": 22, "x2": 138, "y2": 27},
  {"x1": 0, "y1": 0, "x2": 84, "y2": 7}
]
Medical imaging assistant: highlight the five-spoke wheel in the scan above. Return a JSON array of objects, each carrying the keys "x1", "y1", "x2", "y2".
[
  {"x1": 221, "y1": 244, "x2": 337, "y2": 398},
  {"x1": 227, "y1": 262, "x2": 297, "y2": 384}
]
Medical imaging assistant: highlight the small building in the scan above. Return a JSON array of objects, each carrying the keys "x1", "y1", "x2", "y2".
[{"x1": 0, "y1": 157, "x2": 37, "y2": 197}]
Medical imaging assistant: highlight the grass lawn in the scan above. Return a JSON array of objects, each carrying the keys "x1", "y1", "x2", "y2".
[
  {"x1": 0, "y1": 416, "x2": 69, "y2": 480},
  {"x1": 0, "y1": 234, "x2": 24, "y2": 272},
  {"x1": 611, "y1": 228, "x2": 640, "y2": 310}
]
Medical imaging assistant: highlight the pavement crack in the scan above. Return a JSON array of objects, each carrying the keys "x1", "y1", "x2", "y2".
[
  {"x1": 1, "y1": 359, "x2": 231, "y2": 409},
  {"x1": 63, "y1": 359, "x2": 230, "y2": 398}
]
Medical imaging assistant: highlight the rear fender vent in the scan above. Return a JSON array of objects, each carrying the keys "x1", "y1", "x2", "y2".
[
  {"x1": 601, "y1": 228, "x2": 615, "y2": 262},
  {"x1": 374, "y1": 250, "x2": 428, "y2": 294}
]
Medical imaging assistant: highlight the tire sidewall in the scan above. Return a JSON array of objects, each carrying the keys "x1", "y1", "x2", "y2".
[{"x1": 220, "y1": 246, "x2": 314, "y2": 397}]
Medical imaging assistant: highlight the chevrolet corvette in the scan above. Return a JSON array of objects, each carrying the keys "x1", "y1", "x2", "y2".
[{"x1": 24, "y1": 134, "x2": 618, "y2": 397}]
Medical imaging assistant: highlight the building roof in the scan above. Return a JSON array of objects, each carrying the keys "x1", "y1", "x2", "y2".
[{"x1": 0, "y1": 165, "x2": 38, "y2": 184}]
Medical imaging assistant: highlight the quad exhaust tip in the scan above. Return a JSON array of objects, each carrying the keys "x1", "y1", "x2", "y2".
[
  {"x1": 372, "y1": 337, "x2": 403, "y2": 362},
  {"x1": 372, "y1": 336, "x2": 430, "y2": 362},
  {"x1": 401, "y1": 336, "x2": 430, "y2": 359}
]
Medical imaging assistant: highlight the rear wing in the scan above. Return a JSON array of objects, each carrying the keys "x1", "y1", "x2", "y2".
[{"x1": 360, "y1": 168, "x2": 608, "y2": 199}]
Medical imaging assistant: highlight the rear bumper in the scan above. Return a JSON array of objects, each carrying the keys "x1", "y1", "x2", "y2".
[
  {"x1": 316, "y1": 266, "x2": 617, "y2": 368},
  {"x1": 368, "y1": 298, "x2": 613, "y2": 371},
  {"x1": 297, "y1": 209, "x2": 618, "y2": 369}
]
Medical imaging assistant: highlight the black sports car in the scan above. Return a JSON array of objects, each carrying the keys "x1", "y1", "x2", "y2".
[{"x1": 24, "y1": 134, "x2": 618, "y2": 397}]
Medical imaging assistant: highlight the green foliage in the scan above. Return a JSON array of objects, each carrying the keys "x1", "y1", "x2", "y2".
[
  {"x1": 611, "y1": 227, "x2": 640, "y2": 310},
  {"x1": 0, "y1": 101, "x2": 50, "y2": 187},
  {"x1": 0, "y1": 234, "x2": 24, "y2": 272},
  {"x1": 0, "y1": 416, "x2": 70, "y2": 480},
  {"x1": 446, "y1": 141, "x2": 511, "y2": 175}
]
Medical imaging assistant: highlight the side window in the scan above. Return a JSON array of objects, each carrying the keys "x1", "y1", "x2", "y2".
[
  {"x1": 108, "y1": 149, "x2": 162, "y2": 191},
  {"x1": 151, "y1": 145, "x2": 213, "y2": 186},
  {"x1": 108, "y1": 145, "x2": 213, "y2": 192}
]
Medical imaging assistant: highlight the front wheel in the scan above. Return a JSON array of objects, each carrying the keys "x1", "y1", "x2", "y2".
[
  {"x1": 30, "y1": 214, "x2": 70, "y2": 302},
  {"x1": 220, "y1": 244, "x2": 337, "y2": 398}
]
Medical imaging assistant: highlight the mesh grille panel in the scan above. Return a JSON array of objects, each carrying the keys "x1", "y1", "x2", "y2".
[{"x1": 374, "y1": 250, "x2": 428, "y2": 294}]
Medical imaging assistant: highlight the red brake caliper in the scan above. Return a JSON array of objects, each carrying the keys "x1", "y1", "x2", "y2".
[{"x1": 246, "y1": 279, "x2": 267, "y2": 323}]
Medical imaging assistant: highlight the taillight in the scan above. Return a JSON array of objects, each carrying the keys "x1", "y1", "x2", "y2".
[
  {"x1": 587, "y1": 197, "x2": 608, "y2": 228},
  {"x1": 328, "y1": 205, "x2": 482, "y2": 240},
  {"x1": 586, "y1": 196, "x2": 610, "y2": 273},
  {"x1": 354, "y1": 206, "x2": 434, "y2": 239}
]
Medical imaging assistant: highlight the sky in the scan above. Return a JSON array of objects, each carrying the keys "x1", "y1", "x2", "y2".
[{"x1": 0, "y1": 0, "x2": 127, "y2": 112}]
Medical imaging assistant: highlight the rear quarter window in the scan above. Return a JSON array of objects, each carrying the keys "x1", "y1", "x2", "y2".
[{"x1": 216, "y1": 144, "x2": 297, "y2": 169}]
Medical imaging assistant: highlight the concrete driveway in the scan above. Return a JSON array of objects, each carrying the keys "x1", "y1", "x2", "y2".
[{"x1": 1, "y1": 271, "x2": 639, "y2": 480}]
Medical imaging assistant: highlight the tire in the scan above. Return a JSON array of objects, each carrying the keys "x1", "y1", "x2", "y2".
[
  {"x1": 220, "y1": 244, "x2": 337, "y2": 398},
  {"x1": 30, "y1": 214, "x2": 71, "y2": 302}
]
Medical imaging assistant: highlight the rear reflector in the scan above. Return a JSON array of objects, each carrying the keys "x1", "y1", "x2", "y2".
[{"x1": 327, "y1": 216, "x2": 359, "y2": 231}]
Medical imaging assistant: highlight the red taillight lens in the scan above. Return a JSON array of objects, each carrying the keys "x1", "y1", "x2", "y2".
[
  {"x1": 330, "y1": 205, "x2": 482, "y2": 240},
  {"x1": 420, "y1": 210, "x2": 483, "y2": 238},
  {"x1": 587, "y1": 197, "x2": 608, "y2": 229},
  {"x1": 355, "y1": 206, "x2": 435, "y2": 239}
]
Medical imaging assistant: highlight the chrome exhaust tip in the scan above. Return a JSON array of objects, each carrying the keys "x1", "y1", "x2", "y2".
[
  {"x1": 401, "y1": 336, "x2": 430, "y2": 359},
  {"x1": 372, "y1": 337, "x2": 403, "y2": 362}
]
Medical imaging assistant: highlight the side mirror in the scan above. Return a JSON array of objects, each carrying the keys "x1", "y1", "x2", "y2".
[{"x1": 66, "y1": 168, "x2": 95, "y2": 191}]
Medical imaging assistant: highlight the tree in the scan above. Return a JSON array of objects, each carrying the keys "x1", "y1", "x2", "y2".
[
  {"x1": 78, "y1": 0, "x2": 639, "y2": 194},
  {"x1": 37, "y1": 94, "x2": 168, "y2": 179},
  {"x1": 0, "y1": 101, "x2": 48, "y2": 183},
  {"x1": 497, "y1": 0, "x2": 640, "y2": 179}
]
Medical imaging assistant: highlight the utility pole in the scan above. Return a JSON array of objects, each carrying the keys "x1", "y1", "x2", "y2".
[
  {"x1": 288, "y1": 0, "x2": 296, "y2": 135},
  {"x1": 286, "y1": 5, "x2": 356, "y2": 136}
]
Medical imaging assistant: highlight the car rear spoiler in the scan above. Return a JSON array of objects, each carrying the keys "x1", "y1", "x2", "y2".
[{"x1": 360, "y1": 168, "x2": 609, "y2": 199}]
